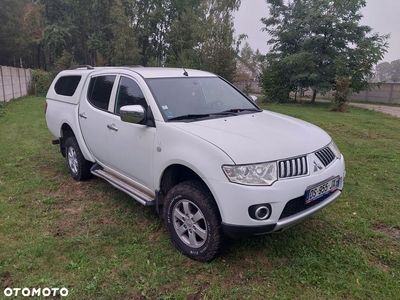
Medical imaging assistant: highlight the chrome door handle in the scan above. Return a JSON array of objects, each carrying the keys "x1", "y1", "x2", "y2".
[
  {"x1": 107, "y1": 124, "x2": 118, "y2": 131},
  {"x1": 79, "y1": 112, "x2": 87, "y2": 119}
]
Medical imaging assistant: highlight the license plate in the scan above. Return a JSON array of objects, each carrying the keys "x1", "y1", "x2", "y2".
[{"x1": 305, "y1": 176, "x2": 340, "y2": 204}]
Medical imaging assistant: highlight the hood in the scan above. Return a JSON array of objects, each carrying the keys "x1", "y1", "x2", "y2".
[{"x1": 171, "y1": 111, "x2": 331, "y2": 164}]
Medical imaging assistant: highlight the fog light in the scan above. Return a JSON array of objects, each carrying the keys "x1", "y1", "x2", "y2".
[
  {"x1": 249, "y1": 204, "x2": 272, "y2": 221},
  {"x1": 255, "y1": 206, "x2": 270, "y2": 220}
]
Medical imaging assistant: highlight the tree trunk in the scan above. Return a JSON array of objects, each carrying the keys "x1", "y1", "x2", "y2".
[{"x1": 311, "y1": 90, "x2": 317, "y2": 103}]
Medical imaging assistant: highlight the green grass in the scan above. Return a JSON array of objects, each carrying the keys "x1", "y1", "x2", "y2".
[{"x1": 1, "y1": 96, "x2": 399, "y2": 299}]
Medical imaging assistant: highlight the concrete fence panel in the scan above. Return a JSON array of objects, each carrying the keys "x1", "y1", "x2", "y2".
[
  {"x1": 0, "y1": 68, "x2": 4, "y2": 101},
  {"x1": 240, "y1": 81, "x2": 400, "y2": 104},
  {"x1": 391, "y1": 84, "x2": 400, "y2": 104},
  {"x1": 0, "y1": 65, "x2": 32, "y2": 102},
  {"x1": 1, "y1": 66, "x2": 13, "y2": 102},
  {"x1": 12, "y1": 67, "x2": 21, "y2": 99},
  {"x1": 351, "y1": 83, "x2": 400, "y2": 104}
]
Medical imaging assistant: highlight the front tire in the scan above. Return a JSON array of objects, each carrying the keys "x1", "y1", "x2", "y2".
[
  {"x1": 65, "y1": 137, "x2": 92, "y2": 181},
  {"x1": 163, "y1": 180, "x2": 225, "y2": 262}
]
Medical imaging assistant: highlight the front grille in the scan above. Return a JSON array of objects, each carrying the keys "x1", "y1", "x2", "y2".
[
  {"x1": 278, "y1": 156, "x2": 308, "y2": 179},
  {"x1": 315, "y1": 147, "x2": 335, "y2": 167},
  {"x1": 279, "y1": 193, "x2": 331, "y2": 220}
]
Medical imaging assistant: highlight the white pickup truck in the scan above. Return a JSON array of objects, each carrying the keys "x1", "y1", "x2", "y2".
[{"x1": 45, "y1": 65, "x2": 345, "y2": 262}]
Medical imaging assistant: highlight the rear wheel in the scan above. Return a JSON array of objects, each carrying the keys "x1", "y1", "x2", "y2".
[
  {"x1": 65, "y1": 137, "x2": 92, "y2": 181},
  {"x1": 163, "y1": 180, "x2": 225, "y2": 262}
]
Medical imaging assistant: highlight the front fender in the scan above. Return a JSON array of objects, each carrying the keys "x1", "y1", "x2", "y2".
[{"x1": 153, "y1": 122, "x2": 233, "y2": 199}]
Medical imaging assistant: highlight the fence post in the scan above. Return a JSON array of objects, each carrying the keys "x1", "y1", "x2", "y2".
[
  {"x1": 25, "y1": 68, "x2": 29, "y2": 95},
  {"x1": 364, "y1": 89, "x2": 369, "y2": 102},
  {"x1": 18, "y1": 68, "x2": 22, "y2": 98},
  {"x1": 10, "y1": 67, "x2": 15, "y2": 100},
  {"x1": 0, "y1": 66, "x2": 5, "y2": 103},
  {"x1": 389, "y1": 83, "x2": 394, "y2": 104}
]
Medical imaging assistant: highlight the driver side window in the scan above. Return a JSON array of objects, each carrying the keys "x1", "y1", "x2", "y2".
[{"x1": 114, "y1": 77, "x2": 147, "y2": 114}]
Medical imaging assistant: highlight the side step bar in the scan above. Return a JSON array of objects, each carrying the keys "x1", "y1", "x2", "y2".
[{"x1": 91, "y1": 164, "x2": 155, "y2": 206}]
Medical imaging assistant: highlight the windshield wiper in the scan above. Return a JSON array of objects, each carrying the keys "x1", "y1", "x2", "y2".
[
  {"x1": 168, "y1": 114, "x2": 210, "y2": 121},
  {"x1": 168, "y1": 108, "x2": 261, "y2": 121},
  {"x1": 211, "y1": 108, "x2": 262, "y2": 115}
]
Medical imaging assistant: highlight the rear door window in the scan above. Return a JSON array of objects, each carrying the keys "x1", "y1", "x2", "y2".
[{"x1": 87, "y1": 75, "x2": 116, "y2": 110}]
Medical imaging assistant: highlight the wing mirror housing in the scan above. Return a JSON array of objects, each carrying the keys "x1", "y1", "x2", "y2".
[
  {"x1": 120, "y1": 105, "x2": 145, "y2": 124},
  {"x1": 249, "y1": 95, "x2": 258, "y2": 103}
]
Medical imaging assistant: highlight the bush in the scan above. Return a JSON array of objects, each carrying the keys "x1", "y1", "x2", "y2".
[
  {"x1": 29, "y1": 69, "x2": 53, "y2": 96},
  {"x1": 332, "y1": 77, "x2": 352, "y2": 112},
  {"x1": 260, "y1": 65, "x2": 293, "y2": 103}
]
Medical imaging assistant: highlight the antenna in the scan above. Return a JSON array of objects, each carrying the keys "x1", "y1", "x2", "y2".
[{"x1": 170, "y1": 47, "x2": 188, "y2": 76}]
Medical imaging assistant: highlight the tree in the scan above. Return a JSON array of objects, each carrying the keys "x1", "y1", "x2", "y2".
[
  {"x1": 0, "y1": 0, "x2": 30, "y2": 67},
  {"x1": 235, "y1": 43, "x2": 256, "y2": 82},
  {"x1": 261, "y1": 59, "x2": 294, "y2": 102},
  {"x1": 375, "y1": 62, "x2": 392, "y2": 82},
  {"x1": 0, "y1": 0, "x2": 242, "y2": 75},
  {"x1": 235, "y1": 43, "x2": 264, "y2": 93},
  {"x1": 200, "y1": 0, "x2": 241, "y2": 81},
  {"x1": 24, "y1": 2, "x2": 46, "y2": 69},
  {"x1": 165, "y1": 0, "x2": 242, "y2": 81},
  {"x1": 42, "y1": 24, "x2": 72, "y2": 63},
  {"x1": 165, "y1": 0, "x2": 205, "y2": 68},
  {"x1": 390, "y1": 60, "x2": 400, "y2": 83},
  {"x1": 375, "y1": 60, "x2": 400, "y2": 83},
  {"x1": 261, "y1": 0, "x2": 389, "y2": 105},
  {"x1": 38, "y1": 0, "x2": 118, "y2": 68},
  {"x1": 109, "y1": 0, "x2": 141, "y2": 66}
]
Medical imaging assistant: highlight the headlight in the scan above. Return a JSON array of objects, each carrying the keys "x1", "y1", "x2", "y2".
[
  {"x1": 222, "y1": 162, "x2": 277, "y2": 186},
  {"x1": 329, "y1": 141, "x2": 342, "y2": 159}
]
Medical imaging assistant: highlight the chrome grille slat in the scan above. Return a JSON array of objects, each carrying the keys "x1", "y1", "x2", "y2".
[
  {"x1": 292, "y1": 160, "x2": 296, "y2": 176},
  {"x1": 315, "y1": 147, "x2": 335, "y2": 167},
  {"x1": 278, "y1": 155, "x2": 308, "y2": 179}
]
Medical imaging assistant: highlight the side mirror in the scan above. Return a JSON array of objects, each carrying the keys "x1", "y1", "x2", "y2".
[
  {"x1": 120, "y1": 105, "x2": 145, "y2": 124},
  {"x1": 249, "y1": 95, "x2": 258, "y2": 103}
]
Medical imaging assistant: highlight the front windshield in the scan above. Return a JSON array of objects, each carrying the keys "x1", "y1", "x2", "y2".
[{"x1": 146, "y1": 77, "x2": 259, "y2": 121}]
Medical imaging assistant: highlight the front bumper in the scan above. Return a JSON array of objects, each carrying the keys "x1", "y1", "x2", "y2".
[
  {"x1": 221, "y1": 190, "x2": 341, "y2": 238},
  {"x1": 206, "y1": 155, "x2": 345, "y2": 238}
]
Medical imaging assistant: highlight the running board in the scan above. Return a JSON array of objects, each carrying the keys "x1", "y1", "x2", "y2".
[{"x1": 91, "y1": 164, "x2": 155, "y2": 206}]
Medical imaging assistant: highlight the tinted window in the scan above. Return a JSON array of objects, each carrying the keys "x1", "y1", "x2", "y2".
[
  {"x1": 114, "y1": 77, "x2": 146, "y2": 114},
  {"x1": 54, "y1": 76, "x2": 81, "y2": 96},
  {"x1": 87, "y1": 75, "x2": 116, "y2": 110}
]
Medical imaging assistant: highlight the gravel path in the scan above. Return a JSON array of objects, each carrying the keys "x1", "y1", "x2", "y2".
[{"x1": 349, "y1": 102, "x2": 400, "y2": 118}]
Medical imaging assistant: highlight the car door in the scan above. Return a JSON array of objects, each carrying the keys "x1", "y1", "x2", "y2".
[
  {"x1": 78, "y1": 74, "x2": 117, "y2": 165},
  {"x1": 106, "y1": 75, "x2": 156, "y2": 190}
]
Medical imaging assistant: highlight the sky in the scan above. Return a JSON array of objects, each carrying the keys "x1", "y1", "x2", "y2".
[{"x1": 234, "y1": 0, "x2": 400, "y2": 63}]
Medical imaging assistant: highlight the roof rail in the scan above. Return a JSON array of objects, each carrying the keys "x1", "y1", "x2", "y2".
[
  {"x1": 123, "y1": 65, "x2": 144, "y2": 68},
  {"x1": 69, "y1": 65, "x2": 95, "y2": 70}
]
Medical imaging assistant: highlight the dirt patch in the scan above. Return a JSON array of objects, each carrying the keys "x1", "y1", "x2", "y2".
[
  {"x1": 370, "y1": 261, "x2": 391, "y2": 273},
  {"x1": 186, "y1": 285, "x2": 210, "y2": 300},
  {"x1": 40, "y1": 178, "x2": 121, "y2": 239},
  {"x1": 372, "y1": 222, "x2": 400, "y2": 239},
  {"x1": 350, "y1": 103, "x2": 400, "y2": 118},
  {"x1": 1, "y1": 270, "x2": 13, "y2": 288},
  {"x1": 47, "y1": 180, "x2": 89, "y2": 238},
  {"x1": 48, "y1": 180, "x2": 89, "y2": 203}
]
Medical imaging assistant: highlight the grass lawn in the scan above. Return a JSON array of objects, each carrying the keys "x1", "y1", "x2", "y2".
[{"x1": 0, "y1": 96, "x2": 399, "y2": 299}]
